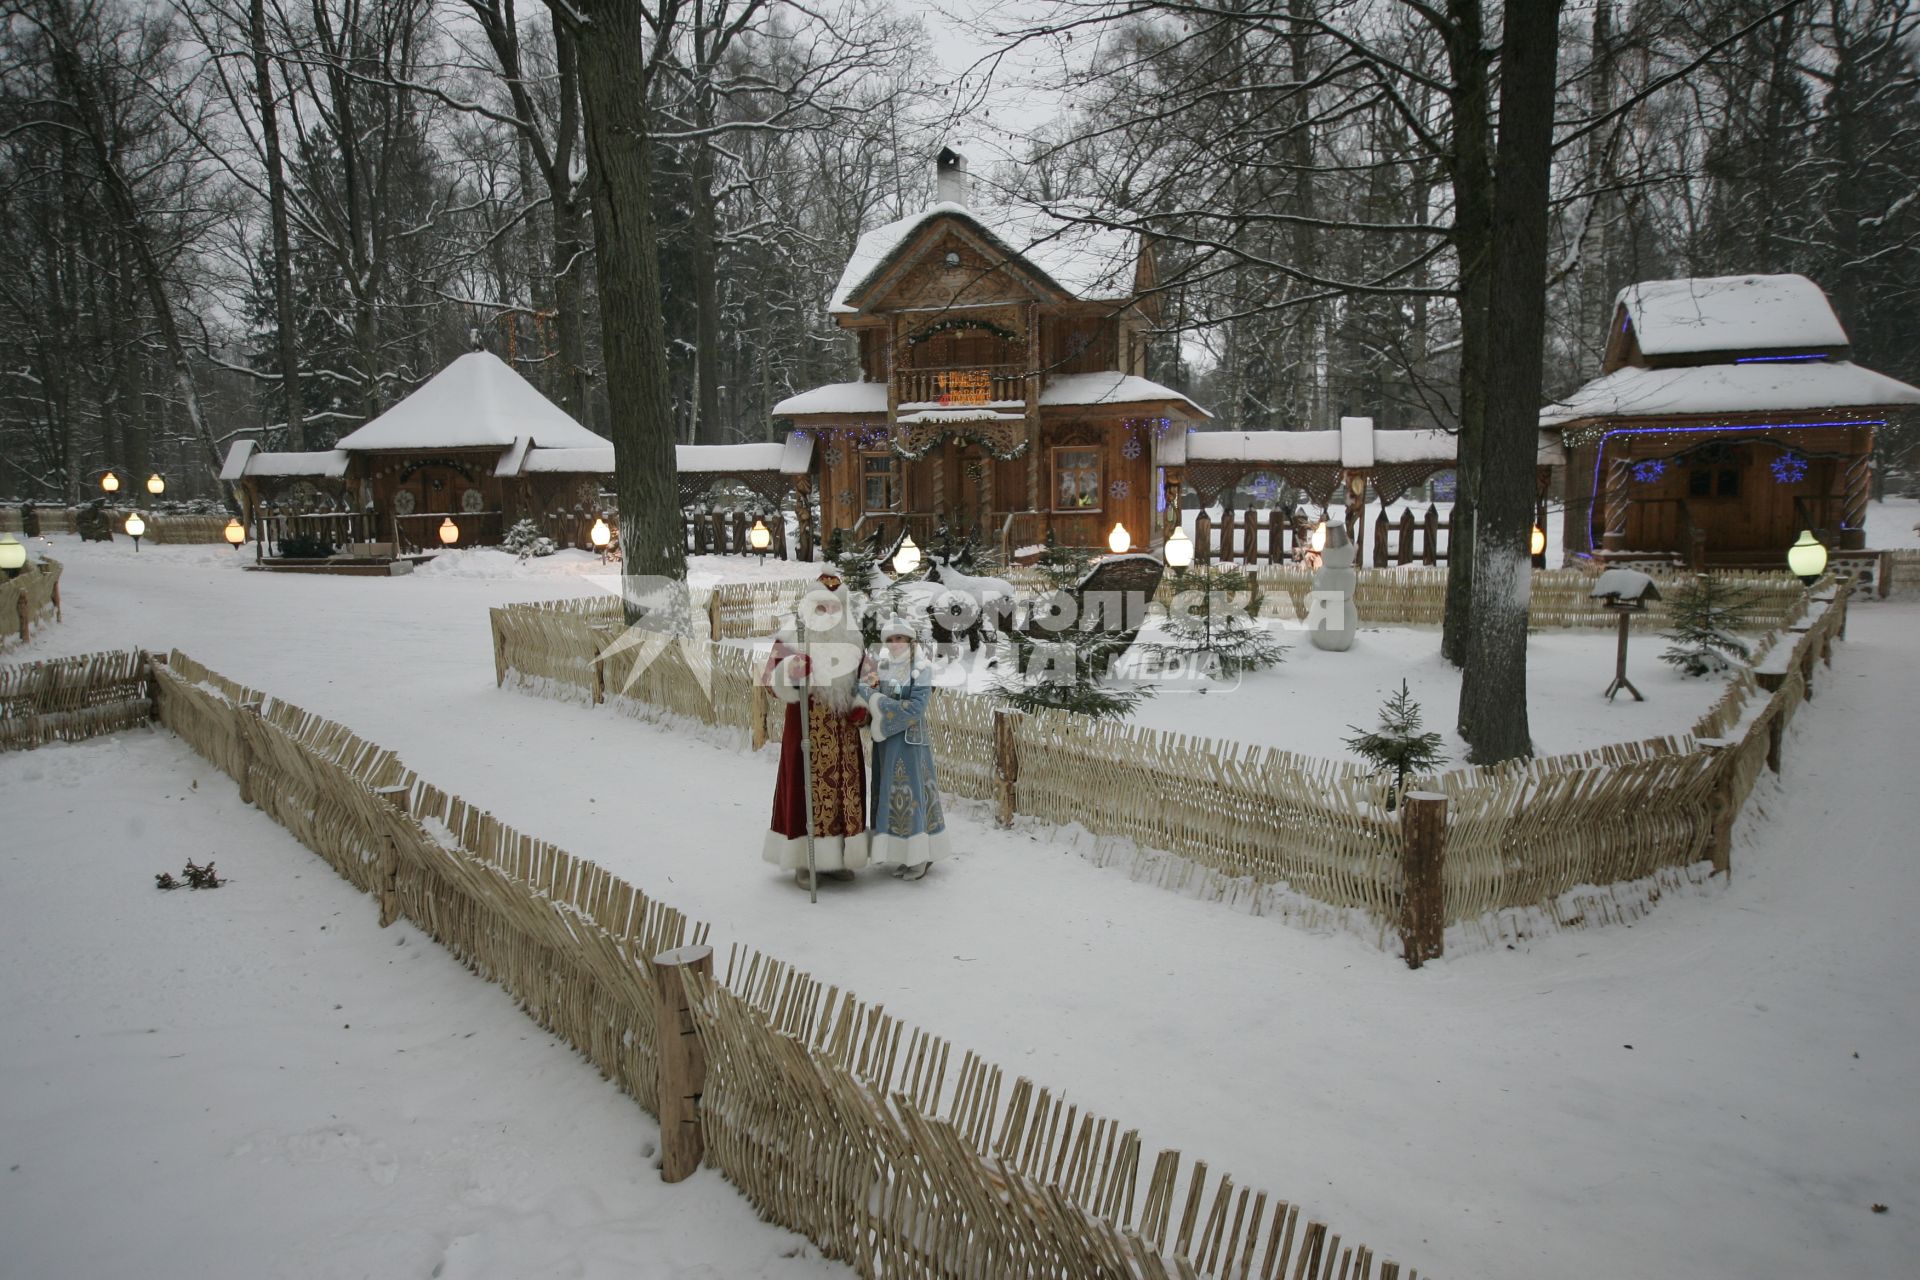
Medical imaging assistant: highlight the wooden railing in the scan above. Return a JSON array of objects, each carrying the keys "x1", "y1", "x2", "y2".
[
  {"x1": 683, "y1": 511, "x2": 792, "y2": 559},
  {"x1": 892, "y1": 362, "x2": 1027, "y2": 406},
  {"x1": 1371, "y1": 505, "x2": 1453, "y2": 567}
]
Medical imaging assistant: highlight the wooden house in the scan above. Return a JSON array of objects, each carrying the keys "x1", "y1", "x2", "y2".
[
  {"x1": 773, "y1": 147, "x2": 1210, "y2": 556},
  {"x1": 1543, "y1": 274, "x2": 1920, "y2": 568}
]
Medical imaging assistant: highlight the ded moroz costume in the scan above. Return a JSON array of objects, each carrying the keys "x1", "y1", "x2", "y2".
[
  {"x1": 863, "y1": 617, "x2": 952, "y2": 879},
  {"x1": 762, "y1": 571, "x2": 877, "y2": 883}
]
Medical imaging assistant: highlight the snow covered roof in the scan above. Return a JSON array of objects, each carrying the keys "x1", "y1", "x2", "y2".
[
  {"x1": 1620, "y1": 274, "x2": 1849, "y2": 357},
  {"x1": 829, "y1": 201, "x2": 1138, "y2": 314},
  {"x1": 333, "y1": 352, "x2": 613, "y2": 452},
  {"x1": 1040, "y1": 372, "x2": 1209, "y2": 418},
  {"x1": 1540, "y1": 360, "x2": 1920, "y2": 427},
  {"x1": 771, "y1": 382, "x2": 888, "y2": 418},
  {"x1": 219, "y1": 440, "x2": 351, "y2": 481},
  {"x1": 1163, "y1": 423, "x2": 1560, "y2": 469},
  {"x1": 512, "y1": 440, "x2": 816, "y2": 477},
  {"x1": 518, "y1": 447, "x2": 614, "y2": 474}
]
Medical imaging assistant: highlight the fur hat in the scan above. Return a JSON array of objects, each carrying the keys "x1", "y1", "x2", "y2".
[{"x1": 879, "y1": 616, "x2": 918, "y2": 640}]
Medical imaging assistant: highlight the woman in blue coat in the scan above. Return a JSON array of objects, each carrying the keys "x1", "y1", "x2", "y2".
[{"x1": 861, "y1": 618, "x2": 952, "y2": 879}]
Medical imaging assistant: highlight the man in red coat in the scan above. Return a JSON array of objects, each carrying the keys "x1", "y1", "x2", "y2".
[{"x1": 761, "y1": 571, "x2": 876, "y2": 886}]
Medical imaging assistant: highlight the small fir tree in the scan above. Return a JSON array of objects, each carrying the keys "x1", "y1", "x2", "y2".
[
  {"x1": 993, "y1": 538, "x2": 1148, "y2": 719},
  {"x1": 504, "y1": 518, "x2": 557, "y2": 559},
  {"x1": 1661, "y1": 574, "x2": 1756, "y2": 676},
  {"x1": 1345, "y1": 680, "x2": 1448, "y2": 808},
  {"x1": 1151, "y1": 562, "x2": 1284, "y2": 677}
]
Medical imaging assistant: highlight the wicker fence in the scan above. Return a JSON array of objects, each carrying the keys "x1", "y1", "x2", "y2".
[
  {"x1": 0, "y1": 646, "x2": 151, "y2": 749},
  {"x1": 0, "y1": 645, "x2": 1427, "y2": 1279},
  {"x1": 0, "y1": 509, "x2": 231, "y2": 542},
  {"x1": 492, "y1": 572, "x2": 1851, "y2": 958},
  {"x1": 0, "y1": 559, "x2": 63, "y2": 649}
]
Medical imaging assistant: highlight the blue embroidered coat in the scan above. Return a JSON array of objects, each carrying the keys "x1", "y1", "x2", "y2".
[{"x1": 864, "y1": 655, "x2": 953, "y2": 867}]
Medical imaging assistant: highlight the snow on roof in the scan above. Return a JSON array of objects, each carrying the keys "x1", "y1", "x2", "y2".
[
  {"x1": 220, "y1": 440, "x2": 353, "y2": 480},
  {"x1": 1590, "y1": 568, "x2": 1660, "y2": 602},
  {"x1": 678, "y1": 443, "x2": 787, "y2": 473},
  {"x1": 519, "y1": 447, "x2": 614, "y2": 474},
  {"x1": 771, "y1": 382, "x2": 888, "y2": 417},
  {"x1": 1540, "y1": 360, "x2": 1920, "y2": 426},
  {"x1": 1620, "y1": 274, "x2": 1849, "y2": 356},
  {"x1": 1040, "y1": 372, "x2": 1210, "y2": 418},
  {"x1": 1186, "y1": 430, "x2": 1343, "y2": 465},
  {"x1": 829, "y1": 200, "x2": 1138, "y2": 314},
  {"x1": 333, "y1": 352, "x2": 613, "y2": 452}
]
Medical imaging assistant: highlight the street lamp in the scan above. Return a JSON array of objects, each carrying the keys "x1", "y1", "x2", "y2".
[
  {"x1": 146, "y1": 473, "x2": 165, "y2": 497},
  {"x1": 748, "y1": 518, "x2": 772, "y2": 562},
  {"x1": 0, "y1": 532, "x2": 25, "y2": 578},
  {"x1": 1530, "y1": 525, "x2": 1547, "y2": 557},
  {"x1": 1107, "y1": 522, "x2": 1131, "y2": 555},
  {"x1": 892, "y1": 533, "x2": 921, "y2": 576},
  {"x1": 438, "y1": 516, "x2": 460, "y2": 547},
  {"x1": 1310, "y1": 520, "x2": 1328, "y2": 553},
  {"x1": 100, "y1": 471, "x2": 120, "y2": 494},
  {"x1": 223, "y1": 517, "x2": 247, "y2": 550},
  {"x1": 1163, "y1": 526, "x2": 1194, "y2": 569},
  {"x1": 124, "y1": 511, "x2": 146, "y2": 552},
  {"x1": 1787, "y1": 529, "x2": 1828, "y2": 585},
  {"x1": 590, "y1": 516, "x2": 612, "y2": 562}
]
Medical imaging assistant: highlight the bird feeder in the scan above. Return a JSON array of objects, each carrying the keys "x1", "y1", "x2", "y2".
[{"x1": 1589, "y1": 568, "x2": 1661, "y2": 702}]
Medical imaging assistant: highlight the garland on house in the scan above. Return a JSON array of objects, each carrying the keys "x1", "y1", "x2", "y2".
[{"x1": 906, "y1": 317, "x2": 1018, "y2": 346}]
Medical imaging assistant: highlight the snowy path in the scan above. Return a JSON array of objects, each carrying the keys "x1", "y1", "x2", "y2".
[{"x1": 7, "y1": 535, "x2": 1918, "y2": 1279}]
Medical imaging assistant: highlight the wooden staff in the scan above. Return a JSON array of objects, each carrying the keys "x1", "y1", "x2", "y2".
[{"x1": 797, "y1": 628, "x2": 819, "y2": 903}]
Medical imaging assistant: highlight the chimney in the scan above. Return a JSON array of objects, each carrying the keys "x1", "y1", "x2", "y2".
[{"x1": 936, "y1": 145, "x2": 969, "y2": 207}]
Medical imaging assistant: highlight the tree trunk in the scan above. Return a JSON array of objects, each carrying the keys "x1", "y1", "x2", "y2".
[
  {"x1": 251, "y1": 0, "x2": 304, "y2": 449},
  {"x1": 565, "y1": 0, "x2": 687, "y2": 595},
  {"x1": 1456, "y1": 0, "x2": 1563, "y2": 764},
  {"x1": 1439, "y1": 0, "x2": 1494, "y2": 667}
]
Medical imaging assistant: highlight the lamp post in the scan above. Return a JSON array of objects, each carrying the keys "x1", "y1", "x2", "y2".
[
  {"x1": 1787, "y1": 529, "x2": 1828, "y2": 586},
  {"x1": 892, "y1": 533, "x2": 922, "y2": 577},
  {"x1": 224, "y1": 518, "x2": 247, "y2": 551},
  {"x1": 438, "y1": 516, "x2": 460, "y2": 548},
  {"x1": 748, "y1": 517, "x2": 772, "y2": 563},
  {"x1": 146, "y1": 473, "x2": 165, "y2": 498},
  {"x1": 124, "y1": 511, "x2": 146, "y2": 552},
  {"x1": 590, "y1": 516, "x2": 612, "y2": 563},
  {"x1": 1530, "y1": 523, "x2": 1547, "y2": 569},
  {"x1": 1163, "y1": 526, "x2": 1194, "y2": 570},
  {"x1": 100, "y1": 471, "x2": 120, "y2": 494},
  {"x1": 1107, "y1": 522, "x2": 1131, "y2": 555}
]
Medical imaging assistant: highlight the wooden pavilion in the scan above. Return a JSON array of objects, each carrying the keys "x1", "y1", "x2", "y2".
[
  {"x1": 773, "y1": 146, "x2": 1210, "y2": 557},
  {"x1": 1543, "y1": 274, "x2": 1920, "y2": 568}
]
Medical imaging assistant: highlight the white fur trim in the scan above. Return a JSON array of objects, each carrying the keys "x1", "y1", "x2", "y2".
[
  {"x1": 869, "y1": 828, "x2": 952, "y2": 867},
  {"x1": 762, "y1": 830, "x2": 871, "y2": 871}
]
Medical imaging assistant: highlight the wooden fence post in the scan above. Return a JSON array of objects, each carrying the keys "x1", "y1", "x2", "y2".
[
  {"x1": 491, "y1": 613, "x2": 508, "y2": 687},
  {"x1": 236, "y1": 699, "x2": 264, "y2": 807},
  {"x1": 591, "y1": 634, "x2": 607, "y2": 706},
  {"x1": 750, "y1": 676, "x2": 769, "y2": 752},
  {"x1": 993, "y1": 708, "x2": 1021, "y2": 828},
  {"x1": 373, "y1": 785, "x2": 410, "y2": 927},
  {"x1": 706, "y1": 590, "x2": 721, "y2": 643},
  {"x1": 653, "y1": 943, "x2": 713, "y2": 1183},
  {"x1": 1765, "y1": 706, "x2": 1784, "y2": 775},
  {"x1": 1697, "y1": 737, "x2": 1736, "y2": 878},
  {"x1": 1399, "y1": 792, "x2": 1447, "y2": 969},
  {"x1": 15, "y1": 588, "x2": 27, "y2": 644}
]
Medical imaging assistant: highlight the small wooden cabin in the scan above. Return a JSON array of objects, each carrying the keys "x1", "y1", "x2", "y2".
[
  {"x1": 773, "y1": 147, "x2": 1210, "y2": 556},
  {"x1": 1544, "y1": 274, "x2": 1920, "y2": 568}
]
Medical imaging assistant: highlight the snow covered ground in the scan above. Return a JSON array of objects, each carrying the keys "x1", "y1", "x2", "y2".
[{"x1": 5, "y1": 528, "x2": 1918, "y2": 1279}]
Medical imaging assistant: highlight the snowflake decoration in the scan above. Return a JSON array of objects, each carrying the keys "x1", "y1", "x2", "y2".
[
  {"x1": 1120, "y1": 435, "x2": 1143, "y2": 459},
  {"x1": 823, "y1": 444, "x2": 843, "y2": 466},
  {"x1": 1109, "y1": 480, "x2": 1130, "y2": 500},
  {"x1": 1771, "y1": 452, "x2": 1809, "y2": 484},
  {"x1": 1631, "y1": 459, "x2": 1667, "y2": 484},
  {"x1": 1248, "y1": 474, "x2": 1280, "y2": 503},
  {"x1": 835, "y1": 489, "x2": 855, "y2": 511}
]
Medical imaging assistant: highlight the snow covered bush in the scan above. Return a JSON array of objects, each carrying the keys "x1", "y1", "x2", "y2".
[{"x1": 504, "y1": 518, "x2": 557, "y2": 560}]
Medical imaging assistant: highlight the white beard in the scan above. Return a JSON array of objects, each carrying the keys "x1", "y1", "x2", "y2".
[{"x1": 777, "y1": 586, "x2": 865, "y2": 712}]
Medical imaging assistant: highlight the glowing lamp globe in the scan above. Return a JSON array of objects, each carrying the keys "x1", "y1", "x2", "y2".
[
  {"x1": 438, "y1": 516, "x2": 460, "y2": 546},
  {"x1": 1530, "y1": 525, "x2": 1547, "y2": 557},
  {"x1": 1786, "y1": 530, "x2": 1828, "y2": 582},
  {"x1": 0, "y1": 533, "x2": 26, "y2": 572},
  {"x1": 1310, "y1": 521, "x2": 1327, "y2": 553},
  {"x1": 223, "y1": 518, "x2": 246, "y2": 547},
  {"x1": 892, "y1": 534, "x2": 921, "y2": 576},
  {"x1": 1108, "y1": 523, "x2": 1131, "y2": 555},
  {"x1": 146, "y1": 473, "x2": 165, "y2": 496},
  {"x1": 123, "y1": 512, "x2": 146, "y2": 538},
  {"x1": 1163, "y1": 526, "x2": 1195, "y2": 569},
  {"x1": 748, "y1": 519, "x2": 772, "y2": 552},
  {"x1": 589, "y1": 517, "x2": 612, "y2": 549},
  {"x1": 100, "y1": 471, "x2": 120, "y2": 493}
]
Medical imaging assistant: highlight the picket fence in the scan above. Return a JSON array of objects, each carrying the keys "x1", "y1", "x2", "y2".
[
  {"x1": 0, "y1": 645, "x2": 1425, "y2": 1280},
  {"x1": 491, "y1": 571, "x2": 1850, "y2": 956}
]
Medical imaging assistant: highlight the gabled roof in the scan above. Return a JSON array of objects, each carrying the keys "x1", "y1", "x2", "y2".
[
  {"x1": 1540, "y1": 360, "x2": 1920, "y2": 427},
  {"x1": 219, "y1": 440, "x2": 351, "y2": 480},
  {"x1": 1619, "y1": 274, "x2": 1849, "y2": 356},
  {"x1": 830, "y1": 201, "x2": 1139, "y2": 315},
  {"x1": 333, "y1": 352, "x2": 613, "y2": 452}
]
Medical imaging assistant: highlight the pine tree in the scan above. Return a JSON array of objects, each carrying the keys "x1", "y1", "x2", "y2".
[
  {"x1": 992, "y1": 538, "x2": 1148, "y2": 719},
  {"x1": 1151, "y1": 562, "x2": 1284, "y2": 677},
  {"x1": 1660, "y1": 574, "x2": 1756, "y2": 677},
  {"x1": 1345, "y1": 681, "x2": 1448, "y2": 808}
]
